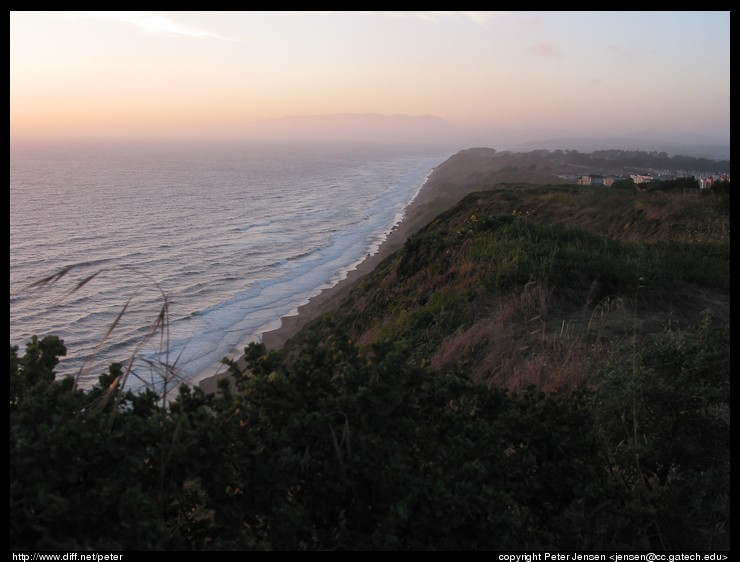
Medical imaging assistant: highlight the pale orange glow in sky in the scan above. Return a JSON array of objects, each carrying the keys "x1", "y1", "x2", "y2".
[{"x1": 10, "y1": 11, "x2": 730, "y2": 142}]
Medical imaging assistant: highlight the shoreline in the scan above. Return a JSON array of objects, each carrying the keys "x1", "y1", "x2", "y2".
[{"x1": 198, "y1": 161, "x2": 467, "y2": 394}]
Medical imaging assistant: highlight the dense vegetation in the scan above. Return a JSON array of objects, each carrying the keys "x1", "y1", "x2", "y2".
[{"x1": 10, "y1": 170, "x2": 729, "y2": 550}]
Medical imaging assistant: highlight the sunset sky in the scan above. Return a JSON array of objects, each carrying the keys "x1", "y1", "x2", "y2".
[{"x1": 9, "y1": 11, "x2": 730, "y2": 142}]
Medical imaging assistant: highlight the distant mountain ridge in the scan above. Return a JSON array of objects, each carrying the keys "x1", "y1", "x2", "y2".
[
  {"x1": 242, "y1": 113, "x2": 459, "y2": 146},
  {"x1": 276, "y1": 112, "x2": 453, "y2": 128}
]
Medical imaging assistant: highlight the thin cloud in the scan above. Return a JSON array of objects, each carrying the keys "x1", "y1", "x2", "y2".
[
  {"x1": 358, "y1": 11, "x2": 507, "y2": 25},
  {"x1": 39, "y1": 11, "x2": 238, "y2": 41},
  {"x1": 529, "y1": 42, "x2": 562, "y2": 58}
]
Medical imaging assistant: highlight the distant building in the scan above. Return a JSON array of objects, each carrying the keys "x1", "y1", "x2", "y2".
[
  {"x1": 590, "y1": 175, "x2": 604, "y2": 186},
  {"x1": 696, "y1": 177, "x2": 714, "y2": 189},
  {"x1": 576, "y1": 175, "x2": 591, "y2": 186},
  {"x1": 630, "y1": 174, "x2": 653, "y2": 184},
  {"x1": 694, "y1": 174, "x2": 728, "y2": 189}
]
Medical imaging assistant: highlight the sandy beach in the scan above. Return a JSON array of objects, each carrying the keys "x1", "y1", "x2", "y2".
[{"x1": 199, "y1": 157, "x2": 474, "y2": 394}]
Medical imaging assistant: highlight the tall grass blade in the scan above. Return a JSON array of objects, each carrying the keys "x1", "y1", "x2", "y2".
[{"x1": 75, "y1": 296, "x2": 133, "y2": 387}]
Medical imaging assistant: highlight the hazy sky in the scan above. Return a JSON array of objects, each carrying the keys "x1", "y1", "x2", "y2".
[{"x1": 10, "y1": 11, "x2": 730, "y2": 142}]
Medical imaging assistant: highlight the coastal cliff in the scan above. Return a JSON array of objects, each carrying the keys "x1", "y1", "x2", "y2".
[
  {"x1": 11, "y1": 148, "x2": 729, "y2": 550},
  {"x1": 226, "y1": 147, "x2": 729, "y2": 392}
]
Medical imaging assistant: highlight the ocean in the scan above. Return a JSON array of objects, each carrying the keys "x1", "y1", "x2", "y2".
[{"x1": 10, "y1": 140, "x2": 451, "y2": 391}]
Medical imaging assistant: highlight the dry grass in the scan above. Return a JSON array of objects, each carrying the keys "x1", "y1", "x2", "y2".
[{"x1": 431, "y1": 280, "x2": 620, "y2": 393}]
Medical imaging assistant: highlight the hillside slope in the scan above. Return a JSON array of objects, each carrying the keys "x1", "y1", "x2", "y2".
[{"x1": 289, "y1": 181, "x2": 729, "y2": 391}]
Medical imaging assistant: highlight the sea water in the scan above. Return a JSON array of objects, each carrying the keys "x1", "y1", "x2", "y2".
[{"x1": 10, "y1": 140, "x2": 451, "y2": 390}]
